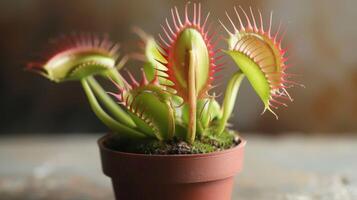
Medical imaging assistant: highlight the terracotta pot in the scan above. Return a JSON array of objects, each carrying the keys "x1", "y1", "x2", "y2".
[{"x1": 98, "y1": 134, "x2": 246, "y2": 200}]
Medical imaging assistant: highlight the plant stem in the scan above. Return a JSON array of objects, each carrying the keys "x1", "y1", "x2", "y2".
[
  {"x1": 187, "y1": 50, "x2": 197, "y2": 144},
  {"x1": 86, "y1": 76, "x2": 136, "y2": 128},
  {"x1": 81, "y1": 78, "x2": 146, "y2": 139},
  {"x1": 217, "y1": 72, "x2": 245, "y2": 134}
]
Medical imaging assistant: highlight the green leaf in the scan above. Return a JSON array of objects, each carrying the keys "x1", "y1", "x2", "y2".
[{"x1": 225, "y1": 50, "x2": 271, "y2": 110}]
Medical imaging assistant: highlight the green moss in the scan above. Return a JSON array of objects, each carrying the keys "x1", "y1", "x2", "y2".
[{"x1": 107, "y1": 129, "x2": 240, "y2": 155}]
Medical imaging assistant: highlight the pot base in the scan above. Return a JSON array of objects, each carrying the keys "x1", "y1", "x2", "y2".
[{"x1": 112, "y1": 177, "x2": 234, "y2": 200}]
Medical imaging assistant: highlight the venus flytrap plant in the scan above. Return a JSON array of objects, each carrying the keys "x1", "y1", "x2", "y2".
[{"x1": 29, "y1": 3, "x2": 300, "y2": 153}]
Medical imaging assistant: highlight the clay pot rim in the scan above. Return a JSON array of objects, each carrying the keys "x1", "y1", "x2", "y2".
[{"x1": 98, "y1": 134, "x2": 247, "y2": 158}]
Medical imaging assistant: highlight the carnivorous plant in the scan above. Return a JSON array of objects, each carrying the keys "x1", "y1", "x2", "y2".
[{"x1": 28, "y1": 3, "x2": 300, "y2": 153}]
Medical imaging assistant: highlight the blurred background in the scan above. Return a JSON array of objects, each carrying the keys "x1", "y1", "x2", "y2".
[{"x1": 1, "y1": 0, "x2": 357, "y2": 135}]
